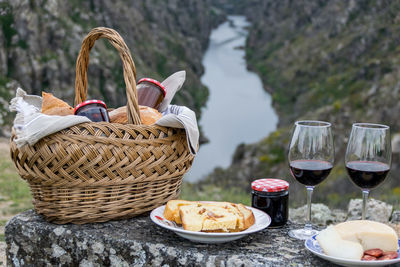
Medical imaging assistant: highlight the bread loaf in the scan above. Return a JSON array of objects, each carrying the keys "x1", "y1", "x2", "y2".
[
  {"x1": 163, "y1": 200, "x2": 198, "y2": 224},
  {"x1": 41, "y1": 92, "x2": 74, "y2": 116},
  {"x1": 235, "y1": 203, "x2": 256, "y2": 230},
  {"x1": 163, "y1": 200, "x2": 255, "y2": 232},
  {"x1": 109, "y1": 105, "x2": 162, "y2": 125},
  {"x1": 179, "y1": 204, "x2": 238, "y2": 232},
  {"x1": 108, "y1": 106, "x2": 127, "y2": 124}
]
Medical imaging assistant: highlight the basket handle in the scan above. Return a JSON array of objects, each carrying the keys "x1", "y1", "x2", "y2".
[{"x1": 74, "y1": 27, "x2": 141, "y2": 125}]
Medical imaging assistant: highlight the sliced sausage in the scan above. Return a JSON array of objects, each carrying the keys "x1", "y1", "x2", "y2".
[
  {"x1": 362, "y1": 254, "x2": 377, "y2": 261},
  {"x1": 364, "y1": 249, "x2": 383, "y2": 257},
  {"x1": 377, "y1": 251, "x2": 398, "y2": 260}
]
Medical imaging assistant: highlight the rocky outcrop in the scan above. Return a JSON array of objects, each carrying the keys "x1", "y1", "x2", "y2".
[
  {"x1": 289, "y1": 204, "x2": 347, "y2": 226},
  {"x1": 290, "y1": 198, "x2": 394, "y2": 225},
  {"x1": 6, "y1": 210, "x2": 335, "y2": 266},
  {"x1": 347, "y1": 199, "x2": 393, "y2": 222},
  {"x1": 6, "y1": 205, "x2": 400, "y2": 266},
  {"x1": 0, "y1": 0, "x2": 225, "y2": 135}
]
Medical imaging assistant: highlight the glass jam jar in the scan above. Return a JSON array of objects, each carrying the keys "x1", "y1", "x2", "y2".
[
  {"x1": 251, "y1": 178, "x2": 289, "y2": 227},
  {"x1": 136, "y1": 78, "x2": 166, "y2": 110},
  {"x1": 74, "y1": 100, "x2": 110, "y2": 122}
]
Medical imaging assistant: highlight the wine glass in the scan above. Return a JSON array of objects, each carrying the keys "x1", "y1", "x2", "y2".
[
  {"x1": 345, "y1": 123, "x2": 391, "y2": 220},
  {"x1": 288, "y1": 121, "x2": 334, "y2": 240}
]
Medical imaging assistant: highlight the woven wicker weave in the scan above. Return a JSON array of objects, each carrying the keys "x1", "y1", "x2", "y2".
[{"x1": 9, "y1": 27, "x2": 194, "y2": 224}]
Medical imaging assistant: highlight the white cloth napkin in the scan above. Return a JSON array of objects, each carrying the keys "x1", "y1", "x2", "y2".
[
  {"x1": 159, "y1": 71, "x2": 186, "y2": 112},
  {"x1": 157, "y1": 105, "x2": 199, "y2": 155},
  {"x1": 10, "y1": 88, "x2": 199, "y2": 155},
  {"x1": 10, "y1": 88, "x2": 90, "y2": 148}
]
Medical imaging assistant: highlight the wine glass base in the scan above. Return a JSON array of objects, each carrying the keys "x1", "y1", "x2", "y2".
[{"x1": 288, "y1": 228, "x2": 319, "y2": 240}]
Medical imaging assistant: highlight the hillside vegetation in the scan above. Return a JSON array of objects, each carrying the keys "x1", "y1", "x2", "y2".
[
  {"x1": 0, "y1": 0, "x2": 224, "y2": 135},
  {"x1": 197, "y1": 0, "x2": 400, "y2": 208}
]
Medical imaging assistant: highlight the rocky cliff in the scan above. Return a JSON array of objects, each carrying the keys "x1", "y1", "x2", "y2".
[
  {"x1": 198, "y1": 0, "x2": 400, "y2": 208},
  {"x1": 3, "y1": 0, "x2": 400, "y2": 208},
  {"x1": 0, "y1": 0, "x2": 224, "y2": 135}
]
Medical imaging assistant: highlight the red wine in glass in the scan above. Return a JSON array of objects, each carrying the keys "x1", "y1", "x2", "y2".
[
  {"x1": 346, "y1": 161, "x2": 390, "y2": 189},
  {"x1": 288, "y1": 120, "x2": 334, "y2": 240},
  {"x1": 345, "y1": 123, "x2": 391, "y2": 220},
  {"x1": 290, "y1": 160, "x2": 333, "y2": 186}
]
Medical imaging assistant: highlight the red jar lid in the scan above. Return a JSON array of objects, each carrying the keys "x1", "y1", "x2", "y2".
[
  {"x1": 137, "y1": 78, "x2": 166, "y2": 97},
  {"x1": 251, "y1": 178, "x2": 289, "y2": 192},
  {"x1": 74, "y1": 100, "x2": 107, "y2": 114}
]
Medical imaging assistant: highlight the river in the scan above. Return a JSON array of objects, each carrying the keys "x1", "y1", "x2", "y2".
[{"x1": 185, "y1": 15, "x2": 278, "y2": 182}]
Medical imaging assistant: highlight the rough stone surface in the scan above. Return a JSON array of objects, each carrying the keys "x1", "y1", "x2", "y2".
[
  {"x1": 289, "y1": 203, "x2": 347, "y2": 225},
  {"x1": 6, "y1": 210, "x2": 339, "y2": 267},
  {"x1": 0, "y1": 241, "x2": 5, "y2": 267},
  {"x1": 348, "y1": 198, "x2": 393, "y2": 222},
  {"x1": 392, "y1": 210, "x2": 400, "y2": 224},
  {"x1": 392, "y1": 134, "x2": 400, "y2": 154}
]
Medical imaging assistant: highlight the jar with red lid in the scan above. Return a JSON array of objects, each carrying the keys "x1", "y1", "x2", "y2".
[
  {"x1": 137, "y1": 78, "x2": 166, "y2": 110},
  {"x1": 74, "y1": 100, "x2": 110, "y2": 122},
  {"x1": 251, "y1": 178, "x2": 289, "y2": 227}
]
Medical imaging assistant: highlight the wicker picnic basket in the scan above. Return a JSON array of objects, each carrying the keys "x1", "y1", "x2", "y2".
[{"x1": 9, "y1": 27, "x2": 194, "y2": 224}]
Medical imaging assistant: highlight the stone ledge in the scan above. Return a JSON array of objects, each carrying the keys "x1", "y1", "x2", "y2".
[{"x1": 4, "y1": 210, "x2": 341, "y2": 266}]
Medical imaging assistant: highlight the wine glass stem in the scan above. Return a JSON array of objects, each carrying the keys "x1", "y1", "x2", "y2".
[
  {"x1": 362, "y1": 189, "x2": 369, "y2": 220},
  {"x1": 305, "y1": 186, "x2": 314, "y2": 231}
]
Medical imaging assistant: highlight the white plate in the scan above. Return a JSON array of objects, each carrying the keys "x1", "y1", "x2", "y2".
[
  {"x1": 150, "y1": 203, "x2": 271, "y2": 243},
  {"x1": 305, "y1": 234, "x2": 400, "y2": 267}
]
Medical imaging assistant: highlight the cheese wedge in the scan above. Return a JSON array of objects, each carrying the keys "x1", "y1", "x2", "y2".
[
  {"x1": 334, "y1": 220, "x2": 399, "y2": 252},
  {"x1": 317, "y1": 226, "x2": 364, "y2": 260}
]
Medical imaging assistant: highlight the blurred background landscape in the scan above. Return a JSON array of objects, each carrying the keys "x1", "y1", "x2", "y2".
[{"x1": 1, "y1": 0, "x2": 400, "y2": 240}]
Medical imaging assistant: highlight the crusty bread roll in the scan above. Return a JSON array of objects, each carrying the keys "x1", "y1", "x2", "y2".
[
  {"x1": 109, "y1": 105, "x2": 162, "y2": 125},
  {"x1": 43, "y1": 106, "x2": 75, "y2": 116},
  {"x1": 109, "y1": 106, "x2": 127, "y2": 124},
  {"x1": 139, "y1": 105, "x2": 162, "y2": 125},
  {"x1": 41, "y1": 92, "x2": 74, "y2": 116}
]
